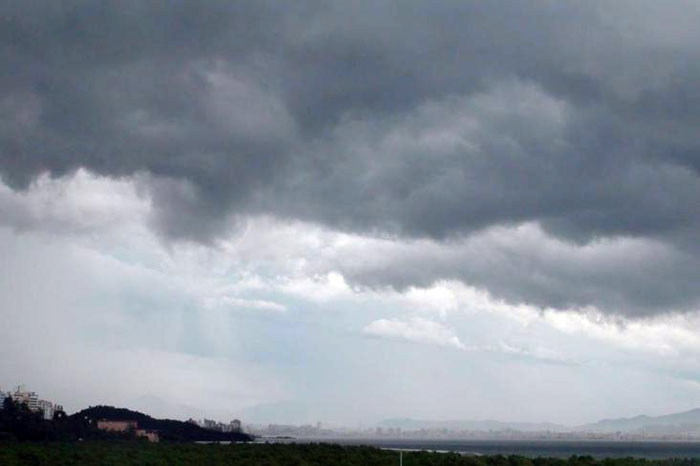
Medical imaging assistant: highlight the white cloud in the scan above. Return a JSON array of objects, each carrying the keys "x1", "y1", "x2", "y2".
[
  {"x1": 202, "y1": 295, "x2": 287, "y2": 313},
  {"x1": 363, "y1": 317, "x2": 466, "y2": 350},
  {"x1": 542, "y1": 309, "x2": 700, "y2": 356},
  {"x1": 496, "y1": 341, "x2": 571, "y2": 365},
  {"x1": 403, "y1": 284, "x2": 460, "y2": 319},
  {"x1": 279, "y1": 272, "x2": 354, "y2": 302},
  {"x1": 0, "y1": 169, "x2": 150, "y2": 235}
]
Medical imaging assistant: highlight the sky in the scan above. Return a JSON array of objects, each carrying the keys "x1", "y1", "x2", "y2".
[{"x1": 1, "y1": 1, "x2": 699, "y2": 426}]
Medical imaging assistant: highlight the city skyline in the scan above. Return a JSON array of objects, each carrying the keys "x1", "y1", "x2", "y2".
[
  {"x1": 1, "y1": 1, "x2": 699, "y2": 426},
  {"x1": 1, "y1": 384, "x2": 63, "y2": 421},
  {"x1": 4, "y1": 382, "x2": 700, "y2": 442}
]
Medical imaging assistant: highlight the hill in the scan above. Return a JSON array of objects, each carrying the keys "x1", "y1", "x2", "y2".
[{"x1": 70, "y1": 406, "x2": 254, "y2": 442}]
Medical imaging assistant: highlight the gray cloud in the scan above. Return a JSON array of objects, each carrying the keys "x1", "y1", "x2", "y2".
[
  {"x1": 1, "y1": 0, "x2": 699, "y2": 315},
  {"x1": 330, "y1": 224, "x2": 700, "y2": 316}
]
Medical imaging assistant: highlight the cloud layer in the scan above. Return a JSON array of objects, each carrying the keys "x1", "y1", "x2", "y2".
[{"x1": 2, "y1": 1, "x2": 699, "y2": 316}]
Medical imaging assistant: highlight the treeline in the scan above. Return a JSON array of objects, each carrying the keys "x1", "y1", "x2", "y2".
[
  {"x1": 0, "y1": 398, "x2": 252, "y2": 442},
  {"x1": 1, "y1": 442, "x2": 699, "y2": 466}
]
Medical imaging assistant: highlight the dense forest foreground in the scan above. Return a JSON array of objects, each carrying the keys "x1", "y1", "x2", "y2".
[{"x1": 1, "y1": 442, "x2": 700, "y2": 466}]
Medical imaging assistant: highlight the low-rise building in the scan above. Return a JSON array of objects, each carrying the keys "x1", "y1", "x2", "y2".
[
  {"x1": 97, "y1": 419, "x2": 138, "y2": 432},
  {"x1": 136, "y1": 429, "x2": 160, "y2": 443},
  {"x1": 97, "y1": 420, "x2": 160, "y2": 442}
]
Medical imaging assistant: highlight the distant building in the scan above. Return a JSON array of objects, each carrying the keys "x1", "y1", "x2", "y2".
[
  {"x1": 230, "y1": 419, "x2": 242, "y2": 432},
  {"x1": 202, "y1": 419, "x2": 218, "y2": 430},
  {"x1": 37, "y1": 400, "x2": 55, "y2": 420},
  {"x1": 97, "y1": 420, "x2": 159, "y2": 442},
  {"x1": 1, "y1": 385, "x2": 63, "y2": 419},
  {"x1": 186, "y1": 418, "x2": 198, "y2": 425},
  {"x1": 10, "y1": 386, "x2": 39, "y2": 411},
  {"x1": 135, "y1": 429, "x2": 160, "y2": 443},
  {"x1": 97, "y1": 419, "x2": 138, "y2": 432}
]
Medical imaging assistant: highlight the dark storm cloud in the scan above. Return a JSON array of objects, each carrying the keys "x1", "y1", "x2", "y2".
[
  {"x1": 336, "y1": 224, "x2": 700, "y2": 316},
  {"x1": 1, "y1": 0, "x2": 699, "y2": 314}
]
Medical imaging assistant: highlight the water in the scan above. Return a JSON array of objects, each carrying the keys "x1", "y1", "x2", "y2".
[{"x1": 268, "y1": 438, "x2": 700, "y2": 459}]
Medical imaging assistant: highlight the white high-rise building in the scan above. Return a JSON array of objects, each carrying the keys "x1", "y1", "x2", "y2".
[
  {"x1": 37, "y1": 399, "x2": 56, "y2": 420},
  {"x1": 11, "y1": 386, "x2": 39, "y2": 411},
  {"x1": 0, "y1": 385, "x2": 63, "y2": 419}
]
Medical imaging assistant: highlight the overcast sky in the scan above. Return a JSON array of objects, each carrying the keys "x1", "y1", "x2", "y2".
[{"x1": 1, "y1": 1, "x2": 700, "y2": 426}]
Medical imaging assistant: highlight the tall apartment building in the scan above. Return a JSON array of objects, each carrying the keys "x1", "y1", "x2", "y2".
[
  {"x1": 1, "y1": 385, "x2": 63, "y2": 419},
  {"x1": 10, "y1": 386, "x2": 39, "y2": 411},
  {"x1": 202, "y1": 419, "x2": 218, "y2": 430},
  {"x1": 230, "y1": 419, "x2": 242, "y2": 432},
  {"x1": 36, "y1": 399, "x2": 64, "y2": 420}
]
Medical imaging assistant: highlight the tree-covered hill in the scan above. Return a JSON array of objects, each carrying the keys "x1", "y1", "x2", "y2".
[
  {"x1": 0, "y1": 397, "x2": 252, "y2": 442},
  {"x1": 70, "y1": 405, "x2": 254, "y2": 442}
]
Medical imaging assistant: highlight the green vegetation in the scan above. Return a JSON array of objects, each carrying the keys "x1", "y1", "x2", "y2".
[{"x1": 1, "y1": 442, "x2": 700, "y2": 466}]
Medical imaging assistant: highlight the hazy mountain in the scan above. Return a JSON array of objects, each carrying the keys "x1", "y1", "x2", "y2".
[
  {"x1": 577, "y1": 408, "x2": 700, "y2": 434},
  {"x1": 380, "y1": 409, "x2": 700, "y2": 435}
]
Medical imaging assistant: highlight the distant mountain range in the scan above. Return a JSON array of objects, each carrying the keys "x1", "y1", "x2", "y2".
[
  {"x1": 380, "y1": 408, "x2": 700, "y2": 435},
  {"x1": 578, "y1": 408, "x2": 700, "y2": 434}
]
